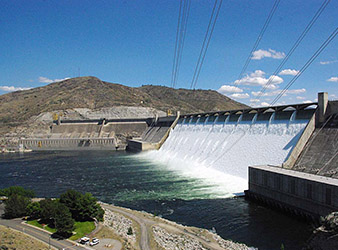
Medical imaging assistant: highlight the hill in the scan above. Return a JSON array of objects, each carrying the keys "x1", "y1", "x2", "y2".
[{"x1": 0, "y1": 76, "x2": 248, "y2": 128}]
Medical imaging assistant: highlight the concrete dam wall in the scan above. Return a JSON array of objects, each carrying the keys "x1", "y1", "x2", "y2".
[
  {"x1": 144, "y1": 107, "x2": 315, "y2": 193},
  {"x1": 21, "y1": 119, "x2": 149, "y2": 150}
]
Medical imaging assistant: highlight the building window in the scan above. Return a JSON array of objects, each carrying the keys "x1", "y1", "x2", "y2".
[
  {"x1": 290, "y1": 179, "x2": 296, "y2": 195},
  {"x1": 326, "y1": 188, "x2": 332, "y2": 206},
  {"x1": 252, "y1": 171, "x2": 257, "y2": 184},
  {"x1": 263, "y1": 173, "x2": 268, "y2": 186},
  {"x1": 275, "y1": 175, "x2": 282, "y2": 190},
  {"x1": 306, "y1": 183, "x2": 312, "y2": 199}
]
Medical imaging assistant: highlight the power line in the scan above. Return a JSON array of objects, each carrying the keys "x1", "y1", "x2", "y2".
[
  {"x1": 190, "y1": 0, "x2": 223, "y2": 90},
  {"x1": 235, "y1": 0, "x2": 280, "y2": 83},
  {"x1": 270, "y1": 27, "x2": 337, "y2": 106},
  {"x1": 173, "y1": 0, "x2": 191, "y2": 88},
  {"x1": 171, "y1": 0, "x2": 191, "y2": 88},
  {"x1": 254, "y1": 0, "x2": 331, "y2": 102},
  {"x1": 170, "y1": 0, "x2": 183, "y2": 88}
]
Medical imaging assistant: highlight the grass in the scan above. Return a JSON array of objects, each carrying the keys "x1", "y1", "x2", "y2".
[
  {"x1": 26, "y1": 220, "x2": 95, "y2": 241},
  {"x1": 0, "y1": 225, "x2": 49, "y2": 249},
  {"x1": 69, "y1": 221, "x2": 96, "y2": 240},
  {"x1": 27, "y1": 220, "x2": 57, "y2": 233}
]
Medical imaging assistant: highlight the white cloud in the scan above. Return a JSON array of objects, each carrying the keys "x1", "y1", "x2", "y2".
[
  {"x1": 296, "y1": 96, "x2": 305, "y2": 100},
  {"x1": 279, "y1": 69, "x2": 299, "y2": 76},
  {"x1": 230, "y1": 93, "x2": 250, "y2": 99},
  {"x1": 233, "y1": 70, "x2": 283, "y2": 89},
  {"x1": 0, "y1": 86, "x2": 32, "y2": 92},
  {"x1": 327, "y1": 77, "x2": 338, "y2": 82},
  {"x1": 252, "y1": 88, "x2": 306, "y2": 97},
  {"x1": 38, "y1": 76, "x2": 70, "y2": 83},
  {"x1": 250, "y1": 99, "x2": 260, "y2": 103},
  {"x1": 320, "y1": 60, "x2": 338, "y2": 65},
  {"x1": 260, "y1": 102, "x2": 270, "y2": 106},
  {"x1": 303, "y1": 100, "x2": 312, "y2": 104},
  {"x1": 217, "y1": 85, "x2": 243, "y2": 94},
  {"x1": 252, "y1": 49, "x2": 285, "y2": 60}
]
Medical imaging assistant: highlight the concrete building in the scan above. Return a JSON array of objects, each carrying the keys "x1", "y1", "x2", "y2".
[{"x1": 246, "y1": 93, "x2": 338, "y2": 219}]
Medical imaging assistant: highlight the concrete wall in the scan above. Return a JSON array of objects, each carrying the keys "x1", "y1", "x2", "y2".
[
  {"x1": 51, "y1": 121, "x2": 147, "y2": 138},
  {"x1": 20, "y1": 138, "x2": 117, "y2": 150},
  {"x1": 247, "y1": 165, "x2": 338, "y2": 218},
  {"x1": 127, "y1": 113, "x2": 180, "y2": 151}
]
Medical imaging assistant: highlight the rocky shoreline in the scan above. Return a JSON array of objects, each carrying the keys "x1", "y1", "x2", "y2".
[{"x1": 100, "y1": 202, "x2": 255, "y2": 250}]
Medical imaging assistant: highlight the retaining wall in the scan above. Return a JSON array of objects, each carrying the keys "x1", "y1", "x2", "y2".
[
  {"x1": 247, "y1": 165, "x2": 338, "y2": 219},
  {"x1": 20, "y1": 138, "x2": 118, "y2": 150}
]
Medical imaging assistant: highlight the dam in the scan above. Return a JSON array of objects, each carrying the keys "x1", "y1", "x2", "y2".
[{"x1": 18, "y1": 92, "x2": 338, "y2": 219}]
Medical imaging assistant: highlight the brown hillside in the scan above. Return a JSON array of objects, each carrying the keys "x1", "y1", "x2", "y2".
[{"x1": 0, "y1": 76, "x2": 248, "y2": 126}]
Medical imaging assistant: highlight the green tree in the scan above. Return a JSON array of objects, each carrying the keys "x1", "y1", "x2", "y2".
[
  {"x1": 79, "y1": 193, "x2": 102, "y2": 221},
  {"x1": 54, "y1": 202, "x2": 74, "y2": 237},
  {"x1": 26, "y1": 202, "x2": 41, "y2": 219},
  {"x1": 39, "y1": 199, "x2": 57, "y2": 223},
  {"x1": 60, "y1": 190, "x2": 104, "y2": 221},
  {"x1": 3, "y1": 194, "x2": 30, "y2": 219},
  {"x1": 0, "y1": 186, "x2": 35, "y2": 198},
  {"x1": 59, "y1": 189, "x2": 82, "y2": 220}
]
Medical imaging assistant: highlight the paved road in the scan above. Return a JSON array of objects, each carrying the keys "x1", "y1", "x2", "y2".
[
  {"x1": 102, "y1": 203, "x2": 227, "y2": 250},
  {"x1": 101, "y1": 204, "x2": 153, "y2": 250},
  {"x1": 0, "y1": 204, "x2": 85, "y2": 250}
]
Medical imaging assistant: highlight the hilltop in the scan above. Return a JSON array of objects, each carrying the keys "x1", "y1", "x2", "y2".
[{"x1": 0, "y1": 76, "x2": 247, "y2": 128}]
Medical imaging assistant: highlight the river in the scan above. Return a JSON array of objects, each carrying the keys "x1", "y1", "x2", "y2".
[{"x1": 0, "y1": 150, "x2": 312, "y2": 249}]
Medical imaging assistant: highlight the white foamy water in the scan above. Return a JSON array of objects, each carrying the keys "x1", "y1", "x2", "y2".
[{"x1": 141, "y1": 112, "x2": 309, "y2": 195}]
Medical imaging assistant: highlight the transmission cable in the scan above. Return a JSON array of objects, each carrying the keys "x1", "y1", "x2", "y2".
[
  {"x1": 235, "y1": 0, "x2": 281, "y2": 83},
  {"x1": 270, "y1": 27, "x2": 337, "y2": 105},
  {"x1": 174, "y1": 0, "x2": 191, "y2": 88},
  {"x1": 190, "y1": 0, "x2": 223, "y2": 90},
  {"x1": 254, "y1": 0, "x2": 331, "y2": 102},
  {"x1": 170, "y1": 0, "x2": 183, "y2": 88},
  {"x1": 171, "y1": 0, "x2": 191, "y2": 88}
]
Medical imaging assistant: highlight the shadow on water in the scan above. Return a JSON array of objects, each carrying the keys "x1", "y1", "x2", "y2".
[{"x1": 0, "y1": 151, "x2": 313, "y2": 250}]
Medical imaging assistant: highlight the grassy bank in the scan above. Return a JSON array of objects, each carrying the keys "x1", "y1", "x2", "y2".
[
  {"x1": 0, "y1": 225, "x2": 49, "y2": 249},
  {"x1": 26, "y1": 220, "x2": 95, "y2": 240}
]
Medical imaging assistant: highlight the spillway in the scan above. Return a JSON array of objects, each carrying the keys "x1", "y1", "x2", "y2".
[{"x1": 142, "y1": 110, "x2": 312, "y2": 195}]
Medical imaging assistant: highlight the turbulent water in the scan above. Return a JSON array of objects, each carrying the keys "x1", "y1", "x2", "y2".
[
  {"x1": 0, "y1": 151, "x2": 312, "y2": 250},
  {"x1": 142, "y1": 112, "x2": 309, "y2": 194}
]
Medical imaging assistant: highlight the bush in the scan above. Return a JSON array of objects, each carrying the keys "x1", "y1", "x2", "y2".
[
  {"x1": 127, "y1": 226, "x2": 133, "y2": 235},
  {"x1": 60, "y1": 189, "x2": 104, "y2": 221},
  {"x1": 3, "y1": 194, "x2": 30, "y2": 219},
  {"x1": 39, "y1": 199, "x2": 58, "y2": 223},
  {"x1": 26, "y1": 202, "x2": 41, "y2": 219},
  {"x1": 321, "y1": 212, "x2": 338, "y2": 232},
  {"x1": 54, "y1": 202, "x2": 74, "y2": 237},
  {"x1": 0, "y1": 186, "x2": 35, "y2": 198}
]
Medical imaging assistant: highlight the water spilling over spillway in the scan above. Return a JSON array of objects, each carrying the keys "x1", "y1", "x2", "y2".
[{"x1": 141, "y1": 111, "x2": 311, "y2": 195}]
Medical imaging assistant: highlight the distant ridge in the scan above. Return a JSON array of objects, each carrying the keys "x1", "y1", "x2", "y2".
[{"x1": 0, "y1": 76, "x2": 248, "y2": 126}]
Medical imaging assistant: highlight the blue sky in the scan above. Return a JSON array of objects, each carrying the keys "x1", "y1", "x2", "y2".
[{"x1": 0, "y1": 0, "x2": 337, "y2": 106}]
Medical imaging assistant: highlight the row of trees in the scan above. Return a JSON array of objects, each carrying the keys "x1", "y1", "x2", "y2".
[{"x1": 2, "y1": 186, "x2": 104, "y2": 237}]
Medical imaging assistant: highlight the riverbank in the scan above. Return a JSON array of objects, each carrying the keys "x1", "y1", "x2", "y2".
[{"x1": 98, "y1": 202, "x2": 254, "y2": 250}]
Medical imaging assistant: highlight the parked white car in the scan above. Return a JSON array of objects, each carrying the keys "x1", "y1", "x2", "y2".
[
  {"x1": 79, "y1": 236, "x2": 90, "y2": 245},
  {"x1": 89, "y1": 238, "x2": 100, "y2": 246}
]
